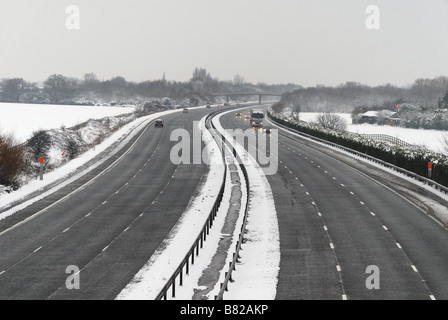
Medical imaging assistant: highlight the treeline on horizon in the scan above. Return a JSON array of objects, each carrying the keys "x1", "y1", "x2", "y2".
[
  {"x1": 0, "y1": 68, "x2": 299, "y2": 106},
  {"x1": 279, "y1": 76, "x2": 448, "y2": 113}
]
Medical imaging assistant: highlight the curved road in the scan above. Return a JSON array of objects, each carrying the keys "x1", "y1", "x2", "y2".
[
  {"x1": 0, "y1": 107, "x2": 214, "y2": 299},
  {"x1": 219, "y1": 107, "x2": 448, "y2": 300}
]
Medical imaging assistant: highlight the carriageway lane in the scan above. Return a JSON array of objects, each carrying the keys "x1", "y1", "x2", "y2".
[
  {"x1": 220, "y1": 109, "x2": 448, "y2": 300},
  {"x1": 0, "y1": 108, "x2": 212, "y2": 299}
]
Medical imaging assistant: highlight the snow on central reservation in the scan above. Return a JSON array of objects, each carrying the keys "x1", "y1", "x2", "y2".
[
  {"x1": 0, "y1": 102, "x2": 135, "y2": 143},
  {"x1": 298, "y1": 113, "x2": 447, "y2": 154}
]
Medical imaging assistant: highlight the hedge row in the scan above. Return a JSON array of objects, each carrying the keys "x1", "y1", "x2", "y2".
[{"x1": 268, "y1": 109, "x2": 448, "y2": 188}]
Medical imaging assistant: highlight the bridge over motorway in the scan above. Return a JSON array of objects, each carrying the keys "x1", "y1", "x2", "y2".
[{"x1": 211, "y1": 92, "x2": 283, "y2": 104}]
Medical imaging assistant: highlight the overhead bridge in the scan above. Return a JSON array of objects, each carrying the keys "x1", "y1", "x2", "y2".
[{"x1": 211, "y1": 93, "x2": 283, "y2": 105}]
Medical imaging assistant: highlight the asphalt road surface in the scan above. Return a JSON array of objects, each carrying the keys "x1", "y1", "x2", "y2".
[
  {"x1": 220, "y1": 107, "x2": 448, "y2": 300},
  {"x1": 0, "y1": 107, "x2": 214, "y2": 299}
]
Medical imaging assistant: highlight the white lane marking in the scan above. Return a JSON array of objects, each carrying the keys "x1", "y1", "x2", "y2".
[
  {"x1": 370, "y1": 212, "x2": 376, "y2": 216},
  {"x1": 34, "y1": 246, "x2": 42, "y2": 253},
  {"x1": 382, "y1": 225, "x2": 388, "y2": 231},
  {"x1": 63, "y1": 227, "x2": 70, "y2": 233},
  {"x1": 360, "y1": 201, "x2": 365, "y2": 205},
  {"x1": 0, "y1": 271, "x2": 5, "y2": 275},
  {"x1": 85, "y1": 212, "x2": 91, "y2": 217},
  {"x1": 323, "y1": 226, "x2": 328, "y2": 231},
  {"x1": 342, "y1": 294, "x2": 347, "y2": 300},
  {"x1": 411, "y1": 265, "x2": 418, "y2": 272},
  {"x1": 102, "y1": 245, "x2": 109, "y2": 252},
  {"x1": 350, "y1": 191, "x2": 354, "y2": 195},
  {"x1": 124, "y1": 227, "x2": 129, "y2": 232},
  {"x1": 396, "y1": 243, "x2": 402, "y2": 249},
  {"x1": 0, "y1": 119, "x2": 155, "y2": 237},
  {"x1": 430, "y1": 295, "x2": 436, "y2": 300},
  {"x1": 336, "y1": 265, "x2": 341, "y2": 272},
  {"x1": 317, "y1": 212, "x2": 322, "y2": 217},
  {"x1": 102, "y1": 201, "x2": 107, "y2": 205},
  {"x1": 330, "y1": 243, "x2": 335, "y2": 249}
]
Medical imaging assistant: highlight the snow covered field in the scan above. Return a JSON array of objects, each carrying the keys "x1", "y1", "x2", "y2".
[
  {"x1": 0, "y1": 102, "x2": 136, "y2": 143},
  {"x1": 298, "y1": 112, "x2": 448, "y2": 154}
]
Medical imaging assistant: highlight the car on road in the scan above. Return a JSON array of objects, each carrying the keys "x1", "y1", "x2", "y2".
[
  {"x1": 224, "y1": 103, "x2": 230, "y2": 106},
  {"x1": 206, "y1": 104, "x2": 211, "y2": 108},
  {"x1": 155, "y1": 119, "x2": 164, "y2": 127},
  {"x1": 183, "y1": 108, "x2": 189, "y2": 113},
  {"x1": 264, "y1": 126, "x2": 272, "y2": 134},
  {"x1": 235, "y1": 112, "x2": 242, "y2": 117}
]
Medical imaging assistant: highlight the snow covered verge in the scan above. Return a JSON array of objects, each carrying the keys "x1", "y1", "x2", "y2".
[
  {"x1": 269, "y1": 108, "x2": 448, "y2": 189},
  {"x1": 294, "y1": 111, "x2": 448, "y2": 154}
]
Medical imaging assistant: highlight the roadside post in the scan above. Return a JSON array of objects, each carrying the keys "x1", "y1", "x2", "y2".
[
  {"x1": 428, "y1": 162, "x2": 433, "y2": 179},
  {"x1": 39, "y1": 157, "x2": 44, "y2": 180}
]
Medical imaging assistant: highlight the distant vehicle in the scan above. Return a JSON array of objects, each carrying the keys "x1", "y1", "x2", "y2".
[
  {"x1": 244, "y1": 114, "x2": 250, "y2": 120},
  {"x1": 183, "y1": 108, "x2": 189, "y2": 113},
  {"x1": 155, "y1": 119, "x2": 164, "y2": 127},
  {"x1": 264, "y1": 126, "x2": 272, "y2": 134},
  {"x1": 224, "y1": 103, "x2": 230, "y2": 106},
  {"x1": 235, "y1": 112, "x2": 242, "y2": 117},
  {"x1": 206, "y1": 104, "x2": 211, "y2": 108},
  {"x1": 250, "y1": 108, "x2": 264, "y2": 127}
]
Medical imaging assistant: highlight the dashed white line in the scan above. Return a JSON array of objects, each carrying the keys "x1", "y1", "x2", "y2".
[
  {"x1": 0, "y1": 271, "x2": 5, "y2": 275},
  {"x1": 102, "y1": 201, "x2": 107, "y2": 205},
  {"x1": 430, "y1": 295, "x2": 436, "y2": 300},
  {"x1": 317, "y1": 212, "x2": 322, "y2": 217},
  {"x1": 360, "y1": 201, "x2": 365, "y2": 205},
  {"x1": 85, "y1": 212, "x2": 91, "y2": 217},
  {"x1": 396, "y1": 243, "x2": 402, "y2": 249},
  {"x1": 102, "y1": 245, "x2": 109, "y2": 252},
  {"x1": 411, "y1": 265, "x2": 418, "y2": 272},
  {"x1": 336, "y1": 265, "x2": 341, "y2": 272},
  {"x1": 342, "y1": 294, "x2": 347, "y2": 300},
  {"x1": 370, "y1": 212, "x2": 376, "y2": 216},
  {"x1": 382, "y1": 225, "x2": 388, "y2": 231},
  {"x1": 62, "y1": 227, "x2": 70, "y2": 233},
  {"x1": 350, "y1": 191, "x2": 354, "y2": 195},
  {"x1": 34, "y1": 246, "x2": 42, "y2": 253},
  {"x1": 323, "y1": 226, "x2": 328, "y2": 231},
  {"x1": 330, "y1": 243, "x2": 335, "y2": 249}
]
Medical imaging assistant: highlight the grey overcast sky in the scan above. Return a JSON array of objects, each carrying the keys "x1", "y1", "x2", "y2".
[{"x1": 0, "y1": 0, "x2": 447, "y2": 87}]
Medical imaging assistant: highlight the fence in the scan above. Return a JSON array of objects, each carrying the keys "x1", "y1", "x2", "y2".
[{"x1": 358, "y1": 133, "x2": 412, "y2": 147}]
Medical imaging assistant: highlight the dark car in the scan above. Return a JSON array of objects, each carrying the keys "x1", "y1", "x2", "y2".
[
  {"x1": 183, "y1": 108, "x2": 189, "y2": 113},
  {"x1": 206, "y1": 104, "x2": 211, "y2": 108},
  {"x1": 235, "y1": 112, "x2": 242, "y2": 117},
  {"x1": 155, "y1": 119, "x2": 164, "y2": 127}
]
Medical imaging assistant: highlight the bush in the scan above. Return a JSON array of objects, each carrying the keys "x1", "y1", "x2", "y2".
[
  {"x1": 268, "y1": 108, "x2": 448, "y2": 188},
  {"x1": 0, "y1": 132, "x2": 25, "y2": 189}
]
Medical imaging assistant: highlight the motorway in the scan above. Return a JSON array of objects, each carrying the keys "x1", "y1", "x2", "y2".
[
  {"x1": 0, "y1": 108, "x2": 212, "y2": 299},
  {"x1": 2, "y1": 104, "x2": 448, "y2": 300},
  {"x1": 219, "y1": 107, "x2": 448, "y2": 300}
]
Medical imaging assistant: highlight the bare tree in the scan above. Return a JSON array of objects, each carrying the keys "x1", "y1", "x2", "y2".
[
  {"x1": 233, "y1": 74, "x2": 245, "y2": 87},
  {"x1": 28, "y1": 129, "x2": 52, "y2": 161},
  {"x1": 441, "y1": 132, "x2": 448, "y2": 155},
  {"x1": 44, "y1": 74, "x2": 71, "y2": 103},
  {"x1": 315, "y1": 113, "x2": 348, "y2": 131},
  {"x1": 0, "y1": 132, "x2": 25, "y2": 189},
  {"x1": 1, "y1": 78, "x2": 26, "y2": 102},
  {"x1": 290, "y1": 103, "x2": 301, "y2": 121}
]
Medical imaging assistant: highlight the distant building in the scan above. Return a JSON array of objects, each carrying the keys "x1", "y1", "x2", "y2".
[{"x1": 358, "y1": 110, "x2": 401, "y2": 126}]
